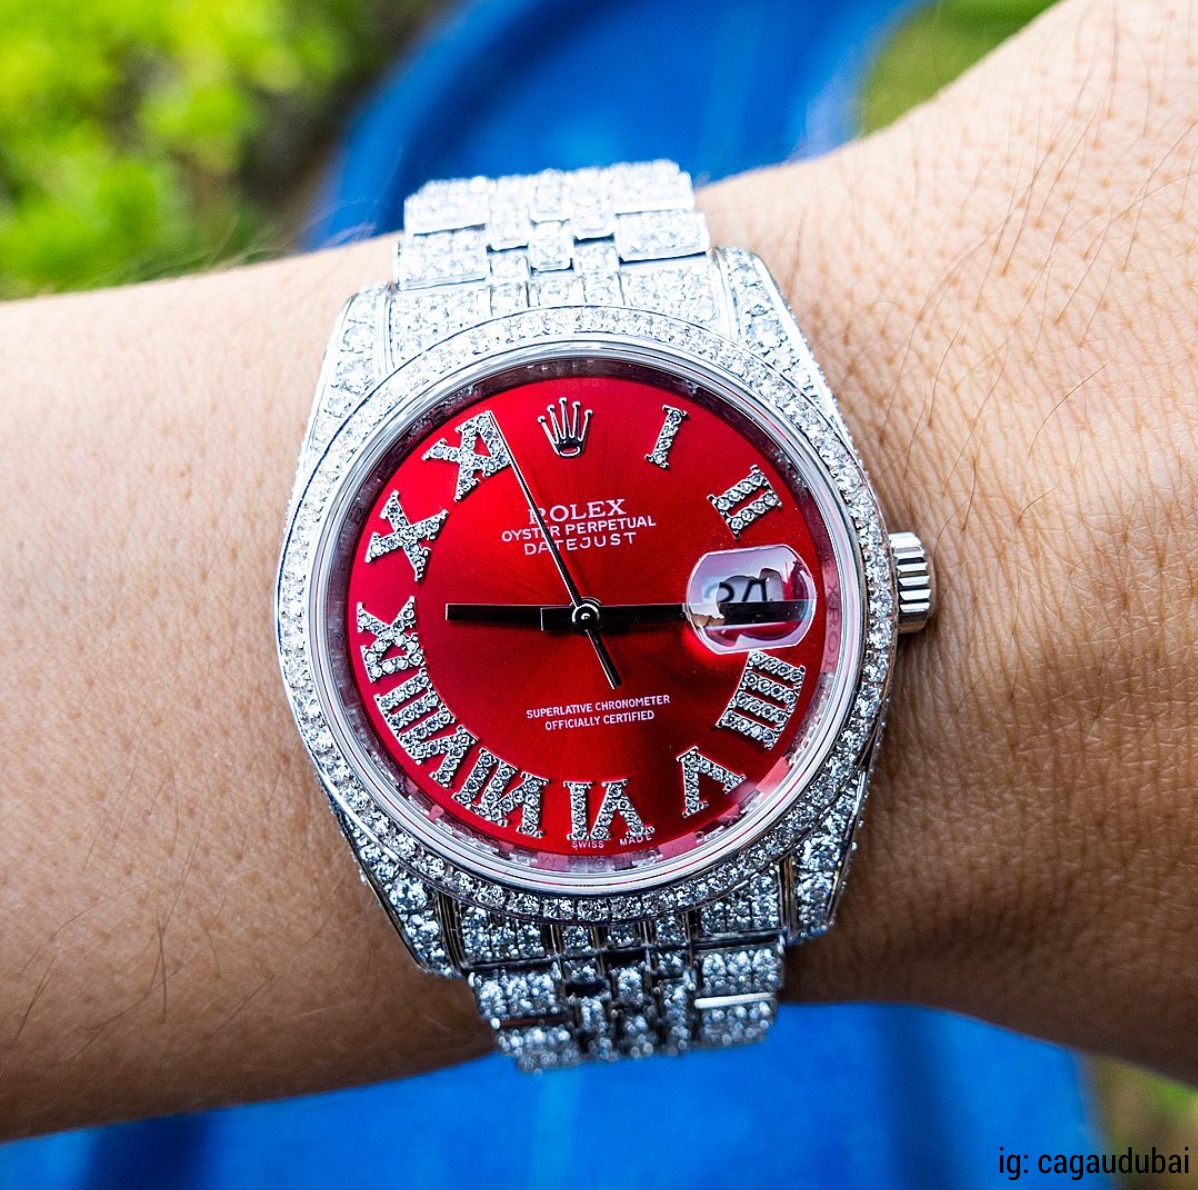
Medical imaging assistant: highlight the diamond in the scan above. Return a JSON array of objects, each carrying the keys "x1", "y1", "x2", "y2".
[
  {"x1": 576, "y1": 994, "x2": 609, "y2": 1036},
  {"x1": 698, "y1": 1001, "x2": 774, "y2": 1047},
  {"x1": 560, "y1": 925, "x2": 594, "y2": 955},
  {"x1": 612, "y1": 966, "x2": 648, "y2": 1010},
  {"x1": 396, "y1": 229, "x2": 487, "y2": 289},
  {"x1": 390, "y1": 287, "x2": 489, "y2": 357},
  {"x1": 615, "y1": 210, "x2": 709, "y2": 262},
  {"x1": 529, "y1": 273, "x2": 584, "y2": 307},
  {"x1": 573, "y1": 241, "x2": 618, "y2": 273},
  {"x1": 489, "y1": 282, "x2": 528, "y2": 316},
  {"x1": 528, "y1": 221, "x2": 572, "y2": 271},
  {"x1": 654, "y1": 915, "x2": 689, "y2": 946},
  {"x1": 605, "y1": 923, "x2": 643, "y2": 950},
  {"x1": 386, "y1": 876, "x2": 429, "y2": 913},
  {"x1": 652, "y1": 949, "x2": 688, "y2": 979},
  {"x1": 489, "y1": 251, "x2": 530, "y2": 283},
  {"x1": 498, "y1": 1024, "x2": 580, "y2": 1072},
  {"x1": 563, "y1": 957, "x2": 603, "y2": 987},
  {"x1": 404, "y1": 176, "x2": 491, "y2": 234},
  {"x1": 606, "y1": 160, "x2": 692, "y2": 212},
  {"x1": 530, "y1": 170, "x2": 568, "y2": 222},
  {"x1": 622, "y1": 261, "x2": 719, "y2": 325},
  {"x1": 334, "y1": 356, "x2": 370, "y2": 392},
  {"x1": 619, "y1": 1013, "x2": 656, "y2": 1058}
]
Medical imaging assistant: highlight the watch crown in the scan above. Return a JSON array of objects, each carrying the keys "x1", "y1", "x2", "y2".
[{"x1": 888, "y1": 531, "x2": 934, "y2": 634}]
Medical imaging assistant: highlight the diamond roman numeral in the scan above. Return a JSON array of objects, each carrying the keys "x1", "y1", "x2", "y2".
[
  {"x1": 365, "y1": 491, "x2": 447, "y2": 581},
  {"x1": 364, "y1": 599, "x2": 475, "y2": 787},
  {"x1": 453, "y1": 749, "x2": 547, "y2": 838},
  {"x1": 357, "y1": 597, "x2": 423, "y2": 682},
  {"x1": 566, "y1": 779, "x2": 653, "y2": 847},
  {"x1": 708, "y1": 464, "x2": 781, "y2": 538},
  {"x1": 361, "y1": 597, "x2": 545, "y2": 833},
  {"x1": 376, "y1": 669, "x2": 476, "y2": 788},
  {"x1": 676, "y1": 747, "x2": 745, "y2": 818},
  {"x1": 423, "y1": 410, "x2": 511, "y2": 500},
  {"x1": 645, "y1": 404, "x2": 688, "y2": 469},
  {"x1": 717, "y1": 650, "x2": 806, "y2": 748}
]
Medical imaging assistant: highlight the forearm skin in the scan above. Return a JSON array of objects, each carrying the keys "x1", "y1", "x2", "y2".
[{"x1": 704, "y1": 0, "x2": 1198, "y2": 1074}]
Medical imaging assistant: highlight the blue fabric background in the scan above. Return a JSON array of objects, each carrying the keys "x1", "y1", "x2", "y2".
[{"x1": 1, "y1": 1007, "x2": 1106, "y2": 1190}]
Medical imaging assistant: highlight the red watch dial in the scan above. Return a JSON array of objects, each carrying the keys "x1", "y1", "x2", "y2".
[{"x1": 340, "y1": 359, "x2": 845, "y2": 868}]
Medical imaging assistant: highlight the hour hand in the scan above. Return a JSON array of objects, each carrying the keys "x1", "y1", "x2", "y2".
[
  {"x1": 445, "y1": 600, "x2": 813, "y2": 631},
  {"x1": 444, "y1": 603, "x2": 548, "y2": 627},
  {"x1": 445, "y1": 602, "x2": 678, "y2": 631}
]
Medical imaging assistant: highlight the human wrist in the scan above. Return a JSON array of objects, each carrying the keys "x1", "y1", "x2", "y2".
[
  {"x1": 699, "y1": 158, "x2": 998, "y2": 1006},
  {"x1": 703, "y1": 0, "x2": 1198, "y2": 1078},
  {"x1": 0, "y1": 240, "x2": 492, "y2": 1139}
]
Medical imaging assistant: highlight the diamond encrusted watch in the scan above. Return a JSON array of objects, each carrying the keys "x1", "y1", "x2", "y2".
[{"x1": 276, "y1": 161, "x2": 932, "y2": 1071}]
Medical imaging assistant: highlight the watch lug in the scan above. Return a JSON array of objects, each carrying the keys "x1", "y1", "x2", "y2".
[
  {"x1": 330, "y1": 800, "x2": 459, "y2": 978},
  {"x1": 716, "y1": 246, "x2": 855, "y2": 444},
  {"x1": 784, "y1": 767, "x2": 871, "y2": 943},
  {"x1": 296, "y1": 283, "x2": 392, "y2": 479}
]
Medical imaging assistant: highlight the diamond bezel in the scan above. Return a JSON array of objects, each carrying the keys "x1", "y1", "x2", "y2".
[{"x1": 276, "y1": 305, "x2": 896, "y2": 923}]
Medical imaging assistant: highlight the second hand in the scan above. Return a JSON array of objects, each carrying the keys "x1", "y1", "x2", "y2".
[{"x1": 488, "y1": 414, "x2": 622, "y2": 689}]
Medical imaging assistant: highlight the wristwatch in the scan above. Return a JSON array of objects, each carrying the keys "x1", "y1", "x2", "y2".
[{"x1": 276, "y1": 161, "x2": 932, "y2": 1071}]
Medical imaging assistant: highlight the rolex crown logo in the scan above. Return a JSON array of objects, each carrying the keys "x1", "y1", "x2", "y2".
[{"x1": 539, "y1": 397, "x2": 593, "y2": 458}]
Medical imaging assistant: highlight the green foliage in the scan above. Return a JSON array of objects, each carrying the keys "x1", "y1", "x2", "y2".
[
  {"x1": 861, "y1": 0, "x2": 1058, "y2": 133},
  {"x1": 3, "y1": 0, "x2": 1063, "y2": 297},
  {"x1": 0, "y1": 0, "x2": 423, "y2": 296}
]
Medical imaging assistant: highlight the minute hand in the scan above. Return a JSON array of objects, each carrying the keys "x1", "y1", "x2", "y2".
[{"x1": 488, "y1": 414, "x2": 622, "y2": 688}]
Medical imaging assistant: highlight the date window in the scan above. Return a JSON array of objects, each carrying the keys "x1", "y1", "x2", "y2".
[{"x1": 685, "y1": 545, "x2": 816, "y2": 655}]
